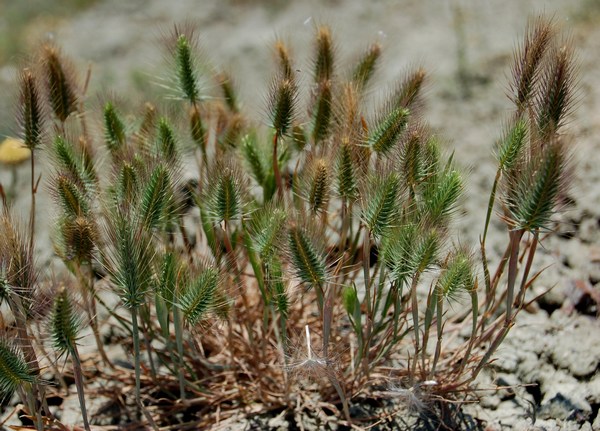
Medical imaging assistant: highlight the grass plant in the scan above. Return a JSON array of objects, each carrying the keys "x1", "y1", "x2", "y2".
[{"x1": 0, "y1": 16, "x2": 577, "y2": 429}]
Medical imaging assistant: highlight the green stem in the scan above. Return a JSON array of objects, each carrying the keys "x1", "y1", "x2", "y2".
[
  {"x1": 272, "y1": 132, "x2": 283, "y2": 199},
  {"x1": 173, "y1": 305, "x2": 187, "y2": 401},
  {"x1": 481, "y1": 169, "x2": 501, "y2": 303},
  {"x1": 70, "y1": 346, "x2": 91, "y2": 431},
  {"x1": 132, "y1": 307, "x2": 142, "y2": 419}
]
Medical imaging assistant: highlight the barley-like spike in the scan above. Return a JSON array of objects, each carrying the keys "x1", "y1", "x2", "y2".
[
  {"x1": 18, "y1": 69, "x2": 44, "y2": 150},
  {"x1": 103, "y1": 102, "x2": 126, "y2": 154},
  {"x1": 506, "y1": 142, "x2": 565, "y2": 231},
  {"x1": 535, "y1": 42, "x2": 576, "y2": 137},
  {"x1": 400, "y1": 129, "x2": 424, "y2": 191},
  {"x1": 274, "y1": 40, "x2": 294, "y2": 80},
  {"x1": 178, "y1": 267, "x2": 218, "y2": 326},
  {"x1": 382, "y1": 223, "x2": 418, "y2": 287},
  {"x1": 314, "y1": 26, "x2": 335, "y2": 82},
  {"x1": 288, "y1": 226, "x2": 327, "y2": 289},
  {"x1": 139, "y1": 164, "x2": 171, "y2": 229},
  {"x1": 109, "y1": 215, "x2": 155, "y2": 309},
  {"x1": 55, "y1": 174, "x2": 89, "y2": 218},
  {"x1": 352, "y1": 43, "x2": 382, "y2": 90},
  {"x1": 248, "y1": 204, "x2": 287, "y2": 259},
  {"x1": 50, "y1": 288, "x2": 81, "y2": 353},
  {"x1": 308, "y1": 159, "x2": 330, "y2": 214},
  {"x1": 157, "y1": 117, "x2": 179, "y2": 164},
  {"x1": 362, "y1": 173, "x2": 401, "y2": 237},
  {"x1": 311, "y1": 80, "x2": 333, "y2": 145},
  {"x1": 116, "y1": 162, "x2": 139, "y2": 203},
  {"x1": 175, "y1": 34, "x2": 199, "y2": 104},
  {"x1": 496, "y1": 119, "x2": 527, "y2": 171},
  {"x1": 42, "y1": 45, "x2": 78, "y2": 122},
  {"x1": 53, "y1": 136, "x2": 82, "y2": 184},
  {"x1": 370, "y1": 107, "x2": 409, "y2": 155},
  {"x1": 336, "y1": 141, "x2": 358, "y2": 200},
  {"x1": 395, "y1": 67, "x2": 427, "y2": 109},
  {"x1": 0, "y1": 340, "x2": 35, "y2": 398},
  {"x1": 437, "y1": 249, "x2": 475, "y2": 301},
  {"x1": 269, "y1": 77, "x2": 297, "y2": 136},
  {"x1": 421, "y1": 166, "x2": 463, "y2": 226},
  {"x1": 511, "y1": 16, "x2": 554, "y2": 109},
  {"x1": 208, "y1": 166, "x2": 242, "y2": 224},
  {"x1": 413, "y1": 230, "x2": 440, "y2": 273},
  {"x1": 0, "y1": 212, "x2": 36, "y2": 300},
  {"x1": 61, "y1": 216, "x2": 97, "y2": 264}
]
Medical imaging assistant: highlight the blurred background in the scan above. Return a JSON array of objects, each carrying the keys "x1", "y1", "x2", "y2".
[{"x1": 0, "y1": 0, "x2": 598, "y2": 246}]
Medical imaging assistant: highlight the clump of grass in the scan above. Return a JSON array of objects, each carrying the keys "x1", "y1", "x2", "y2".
[{"x1": 0, "y1": 15, "x2": 578, "y2": 430}]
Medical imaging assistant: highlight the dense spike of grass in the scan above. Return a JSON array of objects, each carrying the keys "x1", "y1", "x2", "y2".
[
  {"x1": 421, "y1": 165, "x2": 463, "y2": 225},
  {"x1": 337, "y1": 142, "x2": 358, "y2": 200},
  {"x1": 50, "y1": 288, "x2": 80, "y2": 353},
  {"x1": 208, "y1": 167, "x2": 242, "y2": 224},
  {"x1": 362, "y1": 173, "x2": 401, "y2": 237},
  {"x1": 314, "y1": 26, "x2": 335, "y2": 82},
  {"x1": 0, "y1": 213, "x2": 35, "y2": 300},
  {"x1": 395, "y1": 67, "x2": 426, "y2": 108},
  {"x1": 497, "y1": 119, "x2": 528, "y2": 171},
  {"x1": 61, "y1": 216, "x2": 97, "y2": 264},
  {"x1": 274, "y1": 40, "x2": 293, "y2": 80},
  {"x1": 511, "y1": 17, "x2": 554, "y2": 109},
  {"x1": 369, "y1": 107, "x2": 409, "y2": 155},
  {"x1": 248, "y1": 205, "x2": 287, "y2": 259},
  {"x1": 55, "y1": 174, "x2": 88, "y2": 218},
  {"x1": 400, "y1": 129, "x2": 424, "y2": 192},
  {"x1": 292, "y1": 124, "x2": 307, "y2": 151},
  {"x1": 382, "y1": 223, "x2": 418, "y2": 286},
  {"x1": 0, "y1": 340, "x2": 35, "y2": 398},
  {"x1": 307, "y1": 159, "x2": 330, "y2": 214},
  {"x1": 437, "y1": 250, "x2": 475, "y2": 300},
  {"x1": 157, "y1": 117, "x2": 179, "y2": 163},
  {"x1": 110, "y1": 215, "x2": 155, "y2": 309},
  {"x1": 311, "y1": 80, "x2": 333, "y2": 144},
  {"x1": 42, "y1": 45, "x2": 78, "y2": 122},
  {"x1": 103, "y1": 102, "x2": 126, "y2": 154},
  {"x1": 139, "y1": 164, "x2": 171, "y2": 230},
  {"x1": 352, "y1": 43, "x2": 382, "y2": 90},
  {"x1": 116, "y1": 162, "x2": 139, "y2": 203},
  {"x1": 18, "y1": 69, "x2": 44, "y2": 150},
  {"x1": 269, "y1": 77, "x2": 297, "y2": 137},
  {"x1": 506, "y1": 142, "x2": 565, "y2": 231},
  {"x1": 178, "y1": 267, "x2": 218, "y2": 326},
  {"x1": 175, "y1": 34, "x2": 199, "y2": 104},
  {"x1": 288, "y1": 226, "x2": 327, "y2": 289},
  {"x1": 535, "y1": 42, "x2": 576, "y2": 136}
]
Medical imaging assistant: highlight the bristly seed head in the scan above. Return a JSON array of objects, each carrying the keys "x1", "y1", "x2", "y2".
[
  {"x1": 42, "y1": 44, "x2": 78, "y2": 122},
  {"x1": 18, "y1": 69, "x2": 44, "y2": 150}
]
